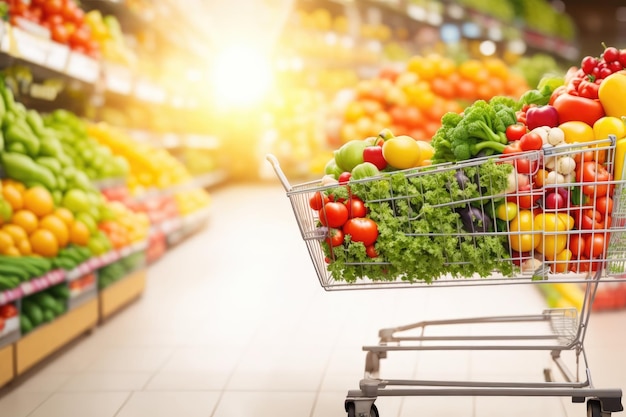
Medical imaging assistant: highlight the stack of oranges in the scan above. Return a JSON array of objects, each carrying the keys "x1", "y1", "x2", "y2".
[{"x1": 0, "y1": 180, "x2": 91, "y2": 258}]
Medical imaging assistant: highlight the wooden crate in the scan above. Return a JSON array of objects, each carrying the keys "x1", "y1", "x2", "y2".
[
  {"x1": 15, "y1": 297, "x2": 98, "y2": 375},
  {"x1": 99, "y1": 268, "x2": 146, "y2": 321},
  {"x1": 0, "y1": 343, "x2": 14, "y2": 388}
]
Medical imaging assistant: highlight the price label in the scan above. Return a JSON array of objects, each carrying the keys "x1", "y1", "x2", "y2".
[
  {"x1": 67, "y1": 268, "x2": 80, "y2": 282},
  {"x1": 87, "y1": 257, "x2": 101, "y2": 270},
  {"x1": 21, "y1": 281, "x2": 33, "y2": 295},
  {"x1": 29, "y1": 83, "x2": 58, "y2": 101},
  {"x1": 105, "y1": 64, "x2": 134, "y2": 95},
  {"x1": 45, "y1": 41, "x2": 70, "y2": 71},
  {"x1": 13, "y1": 27, "x2": 49, "y2": 65},
  {"x1": 66, "y1": 51, "x2": 100, "y2": 83}
]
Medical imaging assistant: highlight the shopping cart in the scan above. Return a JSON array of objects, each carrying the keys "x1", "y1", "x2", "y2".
[{"x1": 267, "y1": 136, "x2": 625, "y2": 417}]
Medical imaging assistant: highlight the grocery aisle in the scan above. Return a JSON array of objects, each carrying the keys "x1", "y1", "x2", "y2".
[{"x1": 0, "y1": 183, "x2": 624, "y2": 417}]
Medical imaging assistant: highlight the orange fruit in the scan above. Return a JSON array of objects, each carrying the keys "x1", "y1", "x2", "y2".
[
  {"x1": 22, "y1": 186, "x2": 54, "y2": 217},
  {"x1": 2, "y1": 224, "x2": 28, "y2": 244},
  {"x1": 54, "y1": 207, "x2": 74, "y2": 227},
  {"x1": 11, "y1": 210, "x2": 39, "y2": 234},
  {"x1": 29, "y1": 229, "x2": 59, "y2": 257},
  {"x1": 69, "y1": 220, "x2": 90, "y2": 246},
  {"x1": 0, "y1": 230, "x2": 14, "y2": 253},
  {"x1": 4, "y1": 246, "x2": 20, "y2": 256},
  {"x1": 39, "y1": 214, "x2": 69, "y2": 247},
  {"x1": 17, "y1": 238, "x2": 32, "y2": 255},
  {"x1": 2, "y1": 179, "x2": 25, "y2": 192},
  {"x1": 2, "y1": 185, "x2": 23, "y2": 211}
]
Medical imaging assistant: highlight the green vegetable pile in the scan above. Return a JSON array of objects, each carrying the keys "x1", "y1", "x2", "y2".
[
  {"x1": 431, "y1": 97, "x2": 519, "y2": 164},
  {"x1": 321, "y1": 159, "x2": 514, "y2": 284},
  {"x1": 20, "y1": 284, "x2": 69, "y2": 334}
]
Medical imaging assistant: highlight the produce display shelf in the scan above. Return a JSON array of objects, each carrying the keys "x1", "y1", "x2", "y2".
[
  {"x1": 0, "y1": 317, "x2": 20, "y2": 348},
  {"x1": 98, "y1": 268, "x2": 147, "y2": 322},
  {"x1": 68, "y1": 285, "x2": 98, "y2": 312},
  {"x1": 160, "y1": 206, "x2": 212, "y2": 247},
  {"x1": 0, "y1": 241, "x2": 148, "y2": 307},
  {"x1": 15, "y1": 297, "x2": 98, "y2": 376},
  {"x1": 0, "y1": 21, "x2": 177, "y2": 106},
  {"x1": 0, "y1": 344, "x2": 14, "y2": 388}
]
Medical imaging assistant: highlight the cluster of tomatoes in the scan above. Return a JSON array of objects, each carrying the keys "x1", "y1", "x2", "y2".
[
  {"x1": 308, "y1": 189, "x2": 379, "y2": 260},
  {"x1": 502, "y1": 147, "x2": 614, "y2": 274},
  {"x1": 7, "y1": 0, "x2": 100, "y2": 58},
  {"x1": 561, "y1": 45, "x2": 626, "y2": 101}
]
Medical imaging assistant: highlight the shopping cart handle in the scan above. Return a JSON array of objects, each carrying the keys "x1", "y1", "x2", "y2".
[{"x1": 266, "y1": 154, "x2": 292, "y2": 192}]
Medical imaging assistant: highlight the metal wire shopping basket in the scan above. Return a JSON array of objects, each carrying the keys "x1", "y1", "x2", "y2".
[{"x1": 267, "y1": 136, "x2": 625, "y2": 417}]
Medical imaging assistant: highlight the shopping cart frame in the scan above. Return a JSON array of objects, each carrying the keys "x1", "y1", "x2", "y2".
[{"x1": 267, "y1": 140, "x2": 625, "y2": 417}]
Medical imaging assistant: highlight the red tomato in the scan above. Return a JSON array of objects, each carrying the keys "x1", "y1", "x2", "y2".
[
  {"x1": 570, "y1": 256, "x2": 599, "y2": 273},
  {"x1": 325, "y1": 228, "x2": 344, "y2": 247},
  {"x1": 0, "y1": 303, "x2": 18, "y2": 319},
  {"x1": 338, "y1": 172, "x2": 351, "y2": 184},
  {"x1": 43, "y1": 0, "x2": 63, "y2": 16},
  {"x1": 309, "y1": 192, "x2": 328, "y2": 211},
  {"x1": 573, "y1": 151, "x2": 595, "y2": 165},
  {"x1": 365, "y1": 245, "x2": 378, "y2": 258},
  {"x1": 319, "y1": 202, "x2": 349, "y2": 228},
  {"x1": 507, "y1": 184, "x2": 541, "y2": 209},
  {"x1": 574, "y1": 208, "x2": 606, "y2": 230},
  {"x1": 505, "y1": 124, "x2": 527, "y2": 141},
  {"x1": 514, "y1": 158, "x2": 538, "y2": 175},
  {"x1": 50, "y1": 23, "x2": 69, "y2": 44},
  {"x1": 69, "y1": 27, "x2": 91, "y2": 50},
  {"x1": 346, "y1": 197, "x2": 367, "y2": 218},
  {"x1": 569, "y1": 235, "x2": 586, "y2": 258},
  {"x1": 583, "y1": 234, "x2": 608, "y2": 259},
  {"x1": 519, "y1": 132, "x2": 543, "y2": 151},
  {"x1": 0, "y1": 316, "x2": 4, "y2": 332},
  {"x1": 581, "y1": 161, "x2": 610, "y2": 183},
  {"x1": 343, "y1": 218, "x2": 379, "y2": 246},
  {"x1": 596, "y1": 196, "x2": 613, "y2": 217}
]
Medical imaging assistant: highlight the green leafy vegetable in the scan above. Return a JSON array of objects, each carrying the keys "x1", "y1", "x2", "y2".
[{"x1": 321, "y1": 160, "x2": 514, "y2": 284}]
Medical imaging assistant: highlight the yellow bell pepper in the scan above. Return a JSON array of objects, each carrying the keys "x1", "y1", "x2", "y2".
[
  {"x1": 591, "y1": 116, "x2": 626, "y2": 180},
  {"x1": 598, "y1": 71, "x2": 626, "y2": 118},
  {"x1": 559, "y1": 121, "x2": 594, "y2": 143}
]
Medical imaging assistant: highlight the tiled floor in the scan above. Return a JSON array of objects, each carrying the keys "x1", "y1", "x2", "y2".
[{"x1": 0, "y1": 183, "x2": 624, "y2": 417}]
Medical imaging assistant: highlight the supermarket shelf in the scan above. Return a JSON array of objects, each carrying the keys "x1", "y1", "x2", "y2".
[
  {"x1": 130, "y1": 170, "x2": 228, "y2": 203},
  {"x1": 99, "y1": 268, "x2": 146, "y2": 321},
  {"x1": 0, "y1": 21, "x2": 190, "y2": 108},
  {"x1": 0, "y1": 344, "x2": 14, "y2": 387},
  {"x1": 15, "y1": 297, "x2": 98, "y2": 376},
  {"x1": 0, "y1": 241, "x2": 148, "y2": 306}
]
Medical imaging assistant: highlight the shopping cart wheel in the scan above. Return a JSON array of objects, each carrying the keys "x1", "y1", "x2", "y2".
[
  {"x1": 587, "y1": 399, "x2": 611, "y2": 417},
  {"x1": 346, "y1": 402, "x2": 379, "y2": 417}
]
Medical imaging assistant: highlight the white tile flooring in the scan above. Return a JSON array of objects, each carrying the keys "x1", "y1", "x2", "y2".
[{"x1": 0, "y1": 183, "x2": 624, "y2": 417}]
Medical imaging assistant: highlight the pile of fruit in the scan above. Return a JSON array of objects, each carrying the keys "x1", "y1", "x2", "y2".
[
  {"x1": 6, "y1": 0, "x2": 100, "y2": 59},
  {"x1": 333, "y1": 54, "x2": 528, "y2": 145},
  {"x1": 174, "y1": 189, "x2": 211, "y2": 217},
  {"x1": 98, "y1": 200, "x2": 150, "y2": 249},
  {"x1": 0, "y1": 180, "x2": 90, "y2": 258},
  {"x1": 87, "y1": 123, "x2": 192, "y2": 195},
  {"x1": 83, "y1": 10, "x2": 136, "y2": 66}
]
